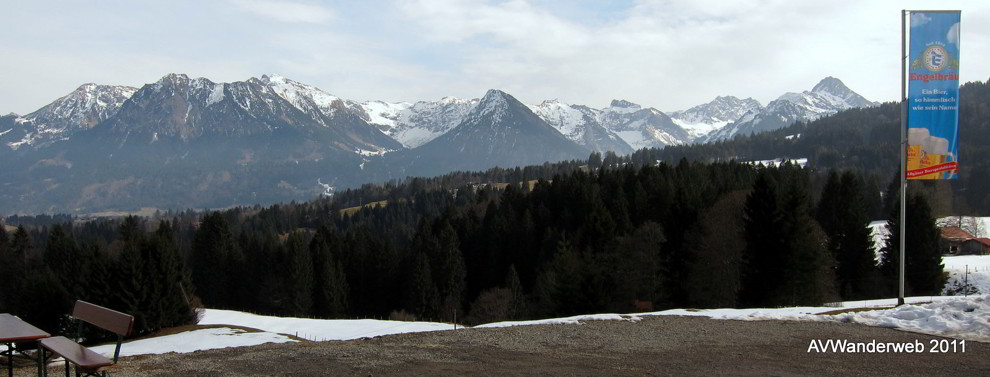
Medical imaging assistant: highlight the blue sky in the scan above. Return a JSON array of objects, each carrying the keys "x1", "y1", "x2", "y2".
[{"x1": 1, "y1": 0, "x2": 988, "y2": 115}]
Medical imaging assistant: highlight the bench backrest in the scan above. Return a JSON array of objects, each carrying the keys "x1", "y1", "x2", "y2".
[{"x1": 72, "y1": 300, "x2": 134, "y2": 337}]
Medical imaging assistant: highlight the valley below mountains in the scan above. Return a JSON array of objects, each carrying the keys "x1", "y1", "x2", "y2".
[{"x1": 0, "y1": 74, "x2": 877, "y2": 214}]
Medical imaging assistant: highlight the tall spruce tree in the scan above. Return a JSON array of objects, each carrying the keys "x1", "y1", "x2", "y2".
[
  {"x1": 115, "y1": 216, "x2": 154, "y2": 334},
  {"x1": 778, "y1": 176, "x2": 836, "y2": 306},
  {"x1": 283, "y1": 232, "x2": 314, "y2": 316},
  {"x1": 147, "y1": 221, "x2": 197, "y2": 330},
  {"x1": 310, "y1": 227, "x2": 349, "y2": 318},
  {"x1": 192, "y1": 212, "x2": 242, "y2": 308},
  {"x1": 684, "y1": 191, "x2": 747, "y2": 308},
  {"x1": 740, "y1": 172, "x2": 785, "y2": 307},
  {"x1": 880, "y1": 192, "x2": 947, "y2": 296},
  {"x1": 409, "y1": 251, "x2": 440, "y2": 320},
  {"x1": 816, "y1": 171, "x2": 880, "y2": 300}
]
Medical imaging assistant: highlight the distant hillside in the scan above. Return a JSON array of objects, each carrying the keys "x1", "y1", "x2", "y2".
[{"x1": 635, "y1": 79, "x2": 990, "y2": 214}]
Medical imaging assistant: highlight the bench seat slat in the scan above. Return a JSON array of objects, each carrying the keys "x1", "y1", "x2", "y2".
[{"x1": 40, "y1": 336, "x2": 112, "y2": 369}]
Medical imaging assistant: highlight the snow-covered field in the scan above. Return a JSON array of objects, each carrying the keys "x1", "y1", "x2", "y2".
[{"x1": 943, "y1": 255, "x2": 990, "y2": 294}]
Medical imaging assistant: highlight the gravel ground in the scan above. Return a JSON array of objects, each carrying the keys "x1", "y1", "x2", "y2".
[{"x1": 12, "y1": 316, "x2": 990, "y2": 376}]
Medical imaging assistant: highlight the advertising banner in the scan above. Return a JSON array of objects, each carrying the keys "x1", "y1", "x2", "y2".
[{"x1": 907, "y1": 11, "x2": 960, "y2": 180}]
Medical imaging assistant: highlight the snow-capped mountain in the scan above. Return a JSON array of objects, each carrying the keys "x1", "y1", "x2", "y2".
[
  {"x1": 698, "y1": 77, "x2": 878, "y2": 143},
  {"x1": 399, "y1": 89, "x2": 589, "y2": 178},
  {"x1": 668, "y1": 96, "x2": 762, "y2": 140},
  {"x1": 357, "y1": 97, "x2": 479, "y2": 148},
  {"x1": 2, "y1": 83, "x2": 137, "y2": 150},
  {"x1": 598, "y1": 100, "x2": 692, "y2": 150},
  {"x1": 528, "y1": 100, "x2": 633, "y2": 155},
  {"x1": 98, "y1": 73, "x2": 400, "y2": 153}
]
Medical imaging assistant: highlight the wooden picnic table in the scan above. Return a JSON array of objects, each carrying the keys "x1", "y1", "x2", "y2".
[{"x1": 0, "y1": 314, "x2": 50, "y2": 377}]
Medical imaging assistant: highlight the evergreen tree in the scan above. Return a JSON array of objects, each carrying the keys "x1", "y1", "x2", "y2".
[
  {"x1": 739, "y1": 172, "x2": 785, "y2": 307},
  {"x1": 434, "y1": 221, "x2": 466, "y2": 322},
  {"x1": 0, "y1": 225, "x2": 13, "y2": 311},
  {"x1": 684, "y1": 191, "x2": 747, "y2": 308},
  {"x1": 146, "y1": 221, "x2": 198, "y2": 330},
  {"x1": 310, "y1": 228, "x2": 349, "y2": 318},
  {"x1": 545, "y1": 237, "x2": 583, "y2": 316},
  {"x1": 283, "y1": 232, "x2": 314, "y2": 316},
  {"x1": 880, "y1": 192, "x2": 948, "y2": 296},
  {"x1": 192, "y1": 212, "x2": 242, "y2": 308},
  {"x1": 602, "y1": 222, "x2": 665, "y2": 311},
  {"x1": 409, "y1": 252, "x2": 440, "y2": 320},
  {"x1": 817, "y1": 171, "x2": 881, "y2": 300},
  {"x1": 505, "y1": 265, "x2": 527, "y2": 320},
  {"x1": 778, "y1": 177, "x2": 836, "y2": 306},
  {"x1": 114, "y1": 216, "x2": 153, "y2": 334}
]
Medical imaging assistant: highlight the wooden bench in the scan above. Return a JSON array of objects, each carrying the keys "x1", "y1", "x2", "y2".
[{"x1": 39, "y1": 301, "x2": 134, "y2": 377}]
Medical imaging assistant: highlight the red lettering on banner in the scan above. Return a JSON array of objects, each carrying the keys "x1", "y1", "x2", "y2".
[{"x1": 907, "y1": 162, "x2": 959, "y2": 178}]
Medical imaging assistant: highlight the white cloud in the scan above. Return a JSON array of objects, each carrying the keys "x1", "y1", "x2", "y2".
[
  {"x1": 948, "y1": 22, "x2": 961, "y2": 45},
  {"x1": 2, "y1": 0, "x2": 989, "y2": 116},
  {"x1": 911, "y1": 12, "x2": 932, "y2": 28},
  {"x1": 230, "y1": 0, "x2": 334, "y2": 24}
]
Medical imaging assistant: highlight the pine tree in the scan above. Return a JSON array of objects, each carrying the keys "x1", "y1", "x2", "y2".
[
  {"x1": 192, "y1": 212, "x2": 242, "y2": 308},
  {"x1": 434, "y1": 221, "x2": 466, "y2": 322},
  {"x1": 684, "y1": 191, "x2": 747, "y2": 308},
  {"x1": 310, "y1": 228, "x2": 349, "y2": 318},
  {"x1": 880, "y1": 192, "x2": 947, "y2": 296},
  {"x1": 147, "y1": 221, "x2": 197, "y2": 330},
  {"x1": 115, "y1": 216, "x2": 153, "y2": 334},
  {"x1": 739, "y1": 172, "x2": 785, "y2": 307},
  {"x1": 409, "y1": 252, "x2": 440, "y2": 320},
  {"x1": 778, "y1": 177, "x2": 835, "y2": 306},
  {"x1": 505, "y1": 265, "x2": 527, "y2": 320},
  {"x1": 817, "y1": 171, "x2": 881, "y2": 300},
  {"x1": 283, "y1": 232, "x2": 314, "y2": 316}
]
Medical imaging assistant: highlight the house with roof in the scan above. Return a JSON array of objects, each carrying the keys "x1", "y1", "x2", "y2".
[{"x1": 939, "y1": 226, "x2": 990, "y2": 255}]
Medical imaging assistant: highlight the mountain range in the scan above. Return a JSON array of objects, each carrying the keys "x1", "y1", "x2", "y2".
[{"x1": 0, "y1": 74, "x2": 877, "y2": 214}]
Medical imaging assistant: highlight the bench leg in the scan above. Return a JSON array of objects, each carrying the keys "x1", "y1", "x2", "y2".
[
  {"x1": 6, "y1": 343, "x2": 12, "y2": 377},
  {"x1": 37, "y1": 344, "x2": 44, "y2": 377}
]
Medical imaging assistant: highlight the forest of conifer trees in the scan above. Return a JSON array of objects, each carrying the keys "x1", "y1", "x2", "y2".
[{"x1": 0, "y1": 158, "x2": 950, "y2": 338}]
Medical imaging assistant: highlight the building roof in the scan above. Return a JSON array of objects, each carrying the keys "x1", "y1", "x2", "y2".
[
  {"x1": 964, "y1": 238, "x2": 990, "y2": 247},
  {"x1": 940, "y1": 226, "x2": 975, "y2": 240}
]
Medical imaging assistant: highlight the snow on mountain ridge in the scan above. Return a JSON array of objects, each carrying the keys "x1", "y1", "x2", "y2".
[
  {"x1": 699, "y1": 77, "x2": 877, "y2": 143},
  {"x1": 8, "y1": 82, "x2": 138, "y2": 149},
  {"x1": 357, "y1": 96, "x2": 478, "y2": 149},
  {"x1": 668, "y1": 96, "x2": 763, "y2": 140}
]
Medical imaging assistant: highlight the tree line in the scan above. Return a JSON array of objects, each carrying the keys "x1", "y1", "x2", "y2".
[{"x1": 0, "y1": 159, "x2": 948, "y2": 337}]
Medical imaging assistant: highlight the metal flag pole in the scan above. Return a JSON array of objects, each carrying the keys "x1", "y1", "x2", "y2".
[{"x1": 898, "y1": 9, "x2": 908, "y2": 306}]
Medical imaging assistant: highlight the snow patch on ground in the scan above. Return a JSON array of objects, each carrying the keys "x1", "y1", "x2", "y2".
[
  {"x1": 199, "y1": 309, "x2": 455, "y2": 341},
  {"x1": 943, "y1": 255, "x2": 990, "y2": 294},
  {"x1": 89, "y1": 327, "x2": 297, "y2": 357}
]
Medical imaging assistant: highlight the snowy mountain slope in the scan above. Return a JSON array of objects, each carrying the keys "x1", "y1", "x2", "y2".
[
  {"x1": 397, "y1": 89, "x2": 589, "y2": 177},
  {"x1": 668, "y1": 96, "x2": 762, "y2": 140},
  {"x1": 598, "y1": 100, "x2": 692, "y2": 150},
  {"x1": 528, "y1": 100, "x2": 633, "y2": 154},
  {"x1": 3, "y1": 83, "x2": 137, "y2": 150},
  {"x1": 96, "y1": 73, "x2": 401, "y2": 152},
  {"x1": 357, "y1": 97, "x2": 479, "y2": 148},
  {"x1": 699, "y1": 77, "x2": 878, "y2": 143}
]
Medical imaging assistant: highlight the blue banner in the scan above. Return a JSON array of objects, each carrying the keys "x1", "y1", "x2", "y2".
[{"x1": 907, "y1": 11, "x2": 960, "y2": 180}]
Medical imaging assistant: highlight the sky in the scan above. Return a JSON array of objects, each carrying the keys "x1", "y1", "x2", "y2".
[{"x1": 1, "y1": 0, "x2": 988, "y2": 115}]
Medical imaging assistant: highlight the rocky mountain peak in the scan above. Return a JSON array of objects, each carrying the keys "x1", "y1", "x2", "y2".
[
  {"x1": 811, "y1": 76, "x2": 847, "y2": 96},
  {"x1": 608, "y1": 99, "x2": 640, "y2": 110}
]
